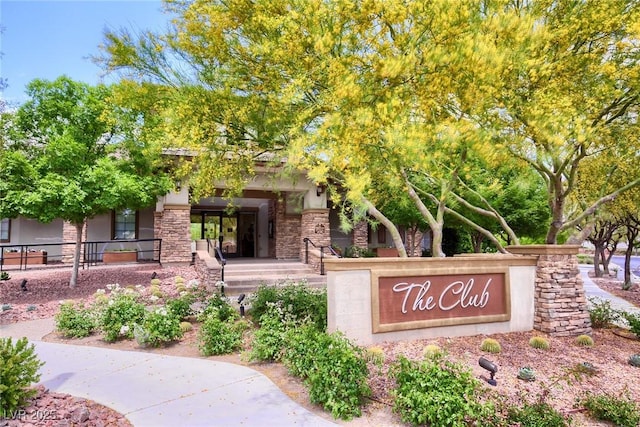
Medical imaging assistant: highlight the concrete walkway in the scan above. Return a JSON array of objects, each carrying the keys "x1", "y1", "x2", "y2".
[
  {"x1": 1, "y1": 265, "x2": 638, "y2": 426},
  {"x1": 0, "y1": 319, "x2": 336, "y2": 427}
]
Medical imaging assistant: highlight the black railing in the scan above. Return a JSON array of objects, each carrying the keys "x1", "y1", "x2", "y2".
[
  {"x1": 1, "y1": 239, "x2": 162, "y2": 271},
  {"x1": 302, "y1": 237, "x2": 341, "y2": 275},
  {"x1": 207, "y1": 238, "x2": 227, "y2": 283},
  {"x1": 83, "y1": 238, "x2": 162, "y2": 267}
]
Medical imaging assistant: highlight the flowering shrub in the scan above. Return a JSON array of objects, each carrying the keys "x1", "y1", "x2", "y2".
[
  {"x1": 99, "y1": 292, "x2": 146, "y2": 342},
  {"x1": 198, "y1": 312, "x2": 244, "y2": 356},
  {"x1": 134, "y1": 307, "x2": 183, "y2": 347}
]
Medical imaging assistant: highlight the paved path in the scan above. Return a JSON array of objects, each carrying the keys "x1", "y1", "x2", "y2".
[
  {"x1": 580, "y1": 264, "x2": 640, "y2": 315},
  {"x1": 0, "y1": 319, "x2": 336, "y2": 427}
]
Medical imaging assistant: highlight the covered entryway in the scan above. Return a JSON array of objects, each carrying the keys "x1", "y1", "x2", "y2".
[{"x1": 191, "y1": 210, "x2": 257, "y2": 258}]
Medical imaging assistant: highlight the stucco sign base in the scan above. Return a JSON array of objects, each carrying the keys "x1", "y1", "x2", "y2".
[{"x1": 324, "y1": 255, "x2": 537, "y2": 346}]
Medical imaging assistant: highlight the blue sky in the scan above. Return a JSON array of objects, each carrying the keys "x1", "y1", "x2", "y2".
[{"x1": 1, "y1": 0, "x2": 170, "y2": 104}]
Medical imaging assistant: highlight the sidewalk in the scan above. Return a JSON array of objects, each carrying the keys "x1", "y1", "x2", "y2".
[
  {"x1": 0, "y1": 320, "x2": 336, "y2": 427},
  {"x1": 580, "y1": 264, "x2": 640, "y2": 316}
]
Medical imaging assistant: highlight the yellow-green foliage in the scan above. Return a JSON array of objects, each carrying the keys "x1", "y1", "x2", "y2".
[
  {"x1": 174, "y1": 276, "x2": 185, "y2": 285},
  {"x1": 422, "y1": 344, "x2": 442, "y2": 359},
  {"x1": 179, "y1": 321, "x2": 193, "y2": 333},
  {"x1": 150, "y1": 278, "x2": 161, "y2": 286},
  {"x1": 529, "y1": 336, "x2": 550, "y2": 350},
  {"x1": 480, "y1": 338, "x2": 501, "y2": 354},
  {"x1": 149, "y1": 285, "x2": 163, "y2": 298},
  {"x1": 176, "y1": 283, "x2": 187, "y2": 293},
  {"x1": 365, "y1": 346, "x2": 385, "y2": 365},
  {"x1": 575, "y1": 334, "x2": 594, "y2": 346}
]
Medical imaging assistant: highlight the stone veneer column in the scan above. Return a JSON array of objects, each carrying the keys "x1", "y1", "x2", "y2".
[
  {"x1": 62, "y1": 221, "x2": 87, "y2": 263},
  {"x1": 153, "y1": 211, "x2": 163, "y2": 262},
  {"x1": 508, "y1": 245, "x2": 591, "y2": 337},
  {"x1": 274, "y1": 199, "x2": 302, "y2": 259},
  {"x1": 300, "y1": 209, "x2": 330, "y2": 260},
  {"x1": 352, "y1": 221, "x2": 368, "y2": 250},
  {"x1": 158, "y1": 205, "x2": 192, "y2": 265}
]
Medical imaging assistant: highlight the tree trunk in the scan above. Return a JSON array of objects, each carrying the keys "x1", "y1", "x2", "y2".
[
  {"x1": 69, "y1": 222, "x2": 83, "y2": 288},
  {"x1": 362, "y1": 198, "x2": 408, "y2": 257},
  {"x1": 624, "y1": 245, "x2": 633, "y2": 286},
  {"x1": 593, "y1": 249, "x2": 603, "y2": 278}
]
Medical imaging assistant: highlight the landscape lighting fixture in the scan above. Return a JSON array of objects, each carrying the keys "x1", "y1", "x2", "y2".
[
  {"x1": 478, "y1": 356, "x2": 498, "y2": 386},
  {"x1": 238, "y1": 293, "x2": 246, "y2": 317},
  {"x1": 20, "y1": 279, "x2": 28, "y2": 292},
  {"x1": 151, "y1": 271, "x2": 158, "y2": 280}
]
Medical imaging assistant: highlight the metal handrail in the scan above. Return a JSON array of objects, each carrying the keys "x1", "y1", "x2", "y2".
[
  {"x1": 207, "y1": 238, "x2": 226, "y2": 283},
  {"x1": 1, "y1": 239, "x2": 162, "y2": 271},
  {"x1": 302, "y1": 237, "x2": 341, "y2": 275}
]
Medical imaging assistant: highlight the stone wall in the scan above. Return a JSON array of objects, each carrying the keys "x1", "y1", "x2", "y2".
[
  {"x1": 61, "y1": 221, "x2": 87, "y2": 263},
  {"x1": 300, "y1": 208, "x2": 330, "y2": 261},
  {"x1": 158, "y1": 206, "x2": 192, "y2": 265},
  {"x1": 508, "y1": 245, "x2": 592, "y2": 337},
  {"x1": 352, "y1": 221, "x2": 368, "y2": 250},
  {"x1": 275, "y1": 199, "x2": 301, "y2": 259},
  {"x1": 194, "y1": 250, "x2": 222, "y2": 291}
]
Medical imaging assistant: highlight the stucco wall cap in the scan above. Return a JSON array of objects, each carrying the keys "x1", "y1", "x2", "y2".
[{"x1": 507, "y1": 245, "x2": 581, "y2": 256}]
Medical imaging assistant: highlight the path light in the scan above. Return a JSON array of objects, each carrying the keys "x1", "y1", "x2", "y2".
[
  {"x1": 151, "y1": 272, "x2": 158, "y2": 280},
  {"x1": 20, "y1": 279, "x2": 28, "y2": 292},
  {"x1": 479, "y1": 356, "x2": 498, "y2": 386},
  {"x1": 238, "y1": 293, "x2": 246, "y2": 317}
]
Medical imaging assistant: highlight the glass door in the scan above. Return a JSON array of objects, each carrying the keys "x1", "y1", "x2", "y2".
[{"x1": 221, "y1": 216, "x2": 238, "y2": 255}]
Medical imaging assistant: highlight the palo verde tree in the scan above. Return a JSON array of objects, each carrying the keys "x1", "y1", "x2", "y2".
[
  {"x1": 490, "y1": 0, "x2": 640, "y2": 244},
  {"x1": 0, "y1": 76, "x2": 172, "y2": 287},
  {"x1": 100, "y1": 0, "x2": 640, "y2": 256},
  {"x1": 100, "y1": 0, "x2": 531, "y2": 257}
]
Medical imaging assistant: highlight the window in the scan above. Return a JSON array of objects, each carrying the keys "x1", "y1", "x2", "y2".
[
  {"x1": 0, "y1": 218, "x2": 10, "y2": 242},
  {"x1": 113, "y1": 209, "x2": 137, "y2": 240}
]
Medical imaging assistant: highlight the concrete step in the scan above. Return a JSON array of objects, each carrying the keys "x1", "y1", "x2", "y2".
[{"x1": 219, "y1": 259, "x2": 326, "y2": 295}]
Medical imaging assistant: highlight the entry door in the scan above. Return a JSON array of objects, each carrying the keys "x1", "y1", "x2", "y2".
[{"x1": 220, "y1": 216, "x2": 238, "y2": 256}]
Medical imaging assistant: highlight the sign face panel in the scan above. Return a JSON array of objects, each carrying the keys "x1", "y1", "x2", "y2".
[{"x1": 373, "y1": 272, "x2": 510, "y2": 333}]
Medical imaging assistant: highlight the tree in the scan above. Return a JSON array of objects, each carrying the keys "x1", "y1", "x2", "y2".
[
  {"x1": 0, "y1": 76, "x2": 172, "y2": 287},
  {"x1": 490, "y1": 0, "x2": 640, "y2": 244},
  {"x1": 585, "y1": 216, "x2": 623, "y2": 277},
  {"x1": 100, "y1": 0, "x2": 640, "y2": 257}
]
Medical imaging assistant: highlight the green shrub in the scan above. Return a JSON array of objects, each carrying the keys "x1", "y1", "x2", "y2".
[
  {"x1": 507, "y1": 401, "x2": 568, "y2": 427},
  {"x1": 282, "y1": 326, "x2": 371, "y2": 420},
  {"x1": 166, "y1": 294, "x2": 194, "y2": 320},
  {"x1": 577, "y1": 391, "x2": 640, "y2": 427},
  {"x1": 622, "y1": 311, "x2": 640, "y2": 338},
  {"x1": 136, "y1": 307, "x2": 183, "y2": 347},
  {"x1": 575, "y1": 334, "x2": 594, "y2": 346},
  {"x1": 480, "y1": 338, "x2": 501, "y2": 353},
  {"x1": 249, "y1": 282, "x2": 327, "y2": 331},
  {"x1": 529, "y1": 336, "x2": 550, "y2": 350},
  {"x1": 0, "y1": 337, "x2": 44, "y2": 414},
  {"x1": 198, "y1": 294, "x2": 237, "y2": 323},
  {"x1": 99, "y1": 293, "x2": 146, "y2": 342},
  {"x1": 55, "y1": 302, "x2": 97, "y2": 338},
  {"x1": 249, "y1": 305, "x2": 290, "y2": 362},
  {"x1": 391, "y1": 354, "x2": 495, "y2": 427},
  {"x1": 198, "y1": 313, "x2": 243, "y2": 356},
  {"x1": 588, "y1": 297, "x2": 621, "y2": 328},
  {"x1": 150, "y1": 278, "x2": 161, "y2": 286}
]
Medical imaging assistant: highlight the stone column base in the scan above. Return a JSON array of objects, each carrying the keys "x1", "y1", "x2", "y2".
[{"x1": 508, "y1": 245, "x2": 592, "y2": 337}]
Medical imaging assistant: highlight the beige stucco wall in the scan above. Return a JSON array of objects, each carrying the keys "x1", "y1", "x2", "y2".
[{"x1": 325, "y1": 255, "x2": 537, "y2": 346}]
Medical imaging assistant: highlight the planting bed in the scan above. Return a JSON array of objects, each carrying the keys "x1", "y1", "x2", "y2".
[{"x1": 1, "y1": 265, "x2": 639, "y2": 426}]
